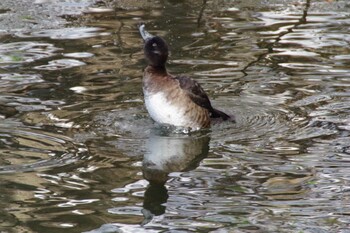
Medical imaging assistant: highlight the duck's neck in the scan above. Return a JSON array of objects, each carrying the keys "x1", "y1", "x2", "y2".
[
  {"x1": 143, "y1": 65, "x2": 170, "y2": 93},
  {"x1": 146, "y1": 65, "x2": 167, "y2": 75}
]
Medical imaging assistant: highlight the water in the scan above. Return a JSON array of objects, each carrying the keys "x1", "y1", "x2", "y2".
[{"x1": 1, "y1": 0, "x2": 350, "y2": 232}]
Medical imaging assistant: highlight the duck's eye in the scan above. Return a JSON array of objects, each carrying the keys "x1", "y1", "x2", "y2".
[{"x1": 152, "y1": 43, "x2": 157, "y2": 47}]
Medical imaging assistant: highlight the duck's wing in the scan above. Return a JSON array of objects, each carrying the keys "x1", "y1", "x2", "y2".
[
  {"x1": 175, "y1": 75, "x2": 212, "y2": 109},
  {"x1": 174, "y1": 75, "x2": 230, "y2": 120}
]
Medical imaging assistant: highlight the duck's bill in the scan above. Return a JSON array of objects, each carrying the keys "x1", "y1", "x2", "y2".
[{"x1": 139, "y1": 23, "x2": 154, "y2": 41}]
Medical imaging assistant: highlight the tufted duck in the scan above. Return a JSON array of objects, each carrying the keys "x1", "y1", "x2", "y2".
[{"x1": 139, "y1": 23, "x2": 231, "y2": 130}]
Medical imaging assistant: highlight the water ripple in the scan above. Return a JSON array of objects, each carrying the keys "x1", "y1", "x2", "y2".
[
  {"x1": 0, "y1": 73, "x2": 44, "y2": 92},
  {"x1": 34, "y1": 58, "x2": 86, "y2": 70},
  {"x1": 0, "y1": 120, "x2": 86, "y2": 173},
  {"x1": 17, "y1": 27, "x2": 109, "y2": 40},
  {"x1": 0, "y1": 41, "x2": 60, "y2": 67}
]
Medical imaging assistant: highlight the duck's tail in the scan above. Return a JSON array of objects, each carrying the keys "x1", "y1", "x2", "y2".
[{"x1": 210, "y1": 108, "x2": 232, "y2": 121}]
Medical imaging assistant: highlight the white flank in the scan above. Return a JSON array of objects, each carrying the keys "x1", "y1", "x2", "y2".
[{"x1": 144, "y1": 92, "x2": 189, "y2": 127}]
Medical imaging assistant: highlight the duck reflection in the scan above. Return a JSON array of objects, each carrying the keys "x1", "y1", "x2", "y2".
[{"x1": 142, "y1": 127, "x2": 210, "y2": 221}]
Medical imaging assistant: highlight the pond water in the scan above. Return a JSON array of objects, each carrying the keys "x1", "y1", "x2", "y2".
[{"x1": 1, "y1": 0, "x2": 350, "y2": 232}]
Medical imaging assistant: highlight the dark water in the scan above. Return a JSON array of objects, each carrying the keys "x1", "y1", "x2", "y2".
[{"x1": 1, "y1": 0, "x2": 350, "y2": 232}]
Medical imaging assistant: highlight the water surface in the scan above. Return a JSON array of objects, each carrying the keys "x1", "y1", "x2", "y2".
[{"x1": 1, "y1": 0, "x2": 350, "y2": 232}]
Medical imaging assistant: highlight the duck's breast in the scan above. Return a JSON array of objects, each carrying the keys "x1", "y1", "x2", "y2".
[{"x1": 144, "y1": 91, "x2": 188, "y2": 127}]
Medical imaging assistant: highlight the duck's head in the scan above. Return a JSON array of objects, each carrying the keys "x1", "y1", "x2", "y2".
[{"x1": 139, "y1": 24, "x2": 169, "y2": 68}]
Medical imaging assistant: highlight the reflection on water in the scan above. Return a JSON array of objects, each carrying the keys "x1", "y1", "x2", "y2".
[
  {"x1": 142, "y1": 129, "x2": 210, "y2": 222},
  {"x1": 143, "y1": 128, "x2": 210, "y2": 184},
  {"x1": 1, "y1": 0, "x2": 350, "y2": 232}
]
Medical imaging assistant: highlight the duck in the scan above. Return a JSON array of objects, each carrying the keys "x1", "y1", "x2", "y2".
[{"x1": 138, "y1": 23, "x2": 232, "y2": 130}]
